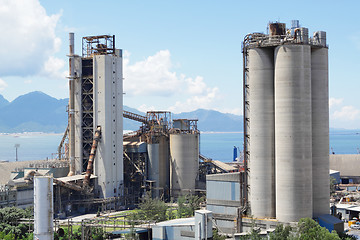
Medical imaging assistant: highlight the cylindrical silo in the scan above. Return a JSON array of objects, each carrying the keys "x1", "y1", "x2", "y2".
[
  {"x1": 148, "y1": 143, "x2": 160, "y2": 196},
  {"x1": 275, "y1": 45, "x2": 312, "y2": 222},
  {"x1": 248, "y1": 48, "x2": 275, "y2": 218},
  {"x1": 311, "y1": 47, "x2": 329, "y2": 217},
  {"x1": 34, "y1": 176, "x2": 53, "y2": 240},
  {"x1": 147, "y1": 136, "x2": 170, "y2": 198},
  {"x1": 170, "y1": 133, "x2": 199, "y2": 198}
]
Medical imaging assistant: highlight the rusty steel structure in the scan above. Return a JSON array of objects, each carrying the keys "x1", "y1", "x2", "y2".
[
  {"x1": 82, "y1": 35, "x2": 115, "y2": 58},
  {"x1": 84, "y1": 126, "x2": 102, "y2": 186}
]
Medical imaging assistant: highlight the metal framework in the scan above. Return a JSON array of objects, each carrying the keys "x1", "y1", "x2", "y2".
[
  {"x1": 81, "y1": 58, "x2": 94, "y2": 172},
  {"x1": 146, "y1": 111, "x2": 172, "y2": 132},
  {"x1": 82, "y1": 35, "x2": 115, "y2": 58}
]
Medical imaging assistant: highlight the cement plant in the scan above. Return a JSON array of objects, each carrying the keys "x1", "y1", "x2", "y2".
[{"x1": 1, "y1": 20, "x2": 360, "y2": 240}]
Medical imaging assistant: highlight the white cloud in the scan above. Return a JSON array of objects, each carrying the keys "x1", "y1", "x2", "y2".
[
  {"x1": 0, "y1": 78, "x2": 8, "y2": 91},
  {"x1": 124, "y1": 49, "x2": 221, "y2": 113},
  {"x1": 138, "y1": 104, "x2": 156, "y2": 113},
  {"x1": 24, "y1": 79, "x2": 32, "y2": 84},
  {"x1": 333, "y1": 106, "x2": 360, "y2": 121},
  {"x1": 186, "y1": 76, "x2": 206, "y2": 95},
  {"x1": 41, "y1": 56, "x2": 67, "y2": 79},
  {"x1": 329, "y1": 97, "x2": 343, "y2": 109},
  {"x1": 0, "y1": 0, "x2": 62, "y2": 76},
  {"x1": 124, "y1": 50, "x2": 181, "y2": 96},
  {"x1": 168, "y1": 87, "x2": 219, "y2": 113},
  {"x1": 220, "y1": 108, "x2": 242, "y2": 116}
]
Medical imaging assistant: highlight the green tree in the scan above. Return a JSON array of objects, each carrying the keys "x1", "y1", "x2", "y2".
[
  {"x1": 269, "y1": 224, "x2": 292, "y2": 240},
  {"x1": 212, "y1": 229, "x2": 226, "y2": 240},
  {"x1": 330, "y1": 177, "x2": 337, "y2": 196},
  {"x1": 134, "y1": 192, "x2": 168, "y2": 222},
  {"x1": 295, "y1": 218, "x2": 340, "y2": 240},
  {"x1": 0, "y1": 207, "x2": 33, "y2": 239},
  {"x1": 177, "y1": 194, "x2": 204, "y2": 218},
  {"x1": 239, "y1": 227, "x2": 263, "y2": 240}
]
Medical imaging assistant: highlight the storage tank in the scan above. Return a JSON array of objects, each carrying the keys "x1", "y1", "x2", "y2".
[
  {"x1": 248, "y1": 47, "x2": 275, "y2": 218},
  {"x1": 311, "y1": 47, "x2": 329, "y2": 217},
  {"x1": 274, "y1": 44, "x2": 312, "y2": 222},
  {"x1": 313, "y1": 31, "x2": 327, "y2": 47},
  {"x1": 170, "y1": 133, "x2": 199, "y2": 197},
  {"x1": 34, "y1": 176, "x2": 53, "y2": 240},
  {"x1": 147, "y1": 136, "x2": 170, "y2": 198},
  {"x1": 269, "y1": 22, "x2": 286, "y2": 36}
]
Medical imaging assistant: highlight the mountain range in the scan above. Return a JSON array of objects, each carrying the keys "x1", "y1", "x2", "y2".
[{"x1": 0, "y1": 91, "x2": 243, "y2": 133}]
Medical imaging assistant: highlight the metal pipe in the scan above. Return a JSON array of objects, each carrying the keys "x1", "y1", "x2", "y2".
[
  {"x1": 68, "y1": 32, "x2": 75, "y2": 176},
  {"x1": 58, "y1": 124, "x2": 69, "y2": 160},
  {"x1": 84, "y1": 126, "x2": 102, "y2": 186}
]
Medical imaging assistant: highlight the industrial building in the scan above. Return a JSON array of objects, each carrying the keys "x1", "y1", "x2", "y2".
[
  {"x1": 0, "y1": 34, "x2": 233, "y2": 219},
  {"x1": 0, "y1": 21, "x2": 345, "y2": 239},
  {"x1": 206, "y1": 20, "x2": 334, "y2": 236},
  {"x1": 243, "y1": 20, "x2": 329, "y2": 222}
]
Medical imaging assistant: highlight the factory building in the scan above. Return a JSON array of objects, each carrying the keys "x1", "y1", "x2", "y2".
[
  {"x1": 68, "y1": 34, "x2": 123, "y2": 199},
  {"x1": 243, "y1": 21, "x2": 329, "y2": 222}
]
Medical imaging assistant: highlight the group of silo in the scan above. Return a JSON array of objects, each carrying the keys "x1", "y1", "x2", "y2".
[
  {"x1": 147, "y1": 119, "x2": 199, "y2": 199},
  {"x1": 246, "y1": 22, "x2": 329, "y2": 222}
]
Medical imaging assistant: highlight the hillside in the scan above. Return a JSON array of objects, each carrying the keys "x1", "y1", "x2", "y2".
[
  {"x1": 0, "y1": 92, "x2": 243, "y2": 133},
  {"x1": 0, "y1": 92, "x2": 68, "y2": 133}
]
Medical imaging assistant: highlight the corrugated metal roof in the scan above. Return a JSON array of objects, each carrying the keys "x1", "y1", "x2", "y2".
[
  {"x1": 56, "y1": 174, "x2": 97, "y2": 182},
  {"x1": 336, "y1": 203, "x2": 360, "y2": 212},
  {"x1": 156, "y1": 217, "x2": 195, "y2": 227},
  {"x1": 0, "y1": 160, "x2": 64, "y2": 185}
]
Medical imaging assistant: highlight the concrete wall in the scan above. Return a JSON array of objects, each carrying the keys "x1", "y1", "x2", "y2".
[
  {"x1": 93, "y1": 53, "x2": 123, "y2": 199},
  {"x1": 330, "y1": 154, "x2": 360, "y2": 177}
]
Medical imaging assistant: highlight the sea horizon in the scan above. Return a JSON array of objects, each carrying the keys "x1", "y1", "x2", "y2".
[{"x1": 0, "y1": 130, "x2": 358, "y2": 162}]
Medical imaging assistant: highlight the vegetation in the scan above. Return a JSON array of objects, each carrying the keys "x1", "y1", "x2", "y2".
[
  {"x1": 330, "y1": 176, "x2": 338, "y2": 196},
  {"x1": 212, "y1": 228, "x2": 226, "y2": 240},
  {"x1": 239, "y1": 218, "x2": 354, "y2": 240},
  {"x1": 0, "y1": 207, "x2": 33, "y2": 239},
  {"x1": 177, "y1": 194, "x2": 205, "y2": 218},
  {"x1": 128, "y1": 192, "x2": 204, "y2": 223}
]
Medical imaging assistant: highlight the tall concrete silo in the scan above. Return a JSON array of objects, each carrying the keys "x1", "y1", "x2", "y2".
[
  {"x1": 311, "y1": 33, "x2": 329, "y2": 217},
  {"x1": 170, "y1": 119, "x2": 199, "y2": 198},
  {"x1": 274, "y1": 44, "x2": 313, "y2": 222},
  {"x1": 147, "y1": 136, "x2": 170, "y2": 197},
  {"x1": 243, "y1": 22, "x2": 329, "y2": 223},
  {"x1": 248, "y1": 47, "x2": 275, "y2": 218}
]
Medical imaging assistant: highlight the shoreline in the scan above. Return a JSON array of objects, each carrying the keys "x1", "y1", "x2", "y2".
[{"x1": 0, "y1": 132, "x2": 63, "y2": 136}]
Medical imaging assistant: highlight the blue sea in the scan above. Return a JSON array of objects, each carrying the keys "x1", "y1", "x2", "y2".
[{"x1": 0, "y1": 131, "x2": 358, "y2": 162}]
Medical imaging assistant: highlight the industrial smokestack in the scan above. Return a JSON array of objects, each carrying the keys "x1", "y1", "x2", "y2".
[{"x1": 68, "y1": 32, "x2": 75, "y2": 176}]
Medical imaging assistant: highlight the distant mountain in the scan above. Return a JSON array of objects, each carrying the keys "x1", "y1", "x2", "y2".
[
  {"x1": 0, "y1": 95, "x2": 9, "y2": 108},
  {"x1": 173, "y1": 109, "x2": 243, "y2": 132},
  {"x1": 0, "y1": 91, "x2": 243, "y2": 133},
  {"x1": 0, "y1": 91, "x2": 68, "y2": 133}
]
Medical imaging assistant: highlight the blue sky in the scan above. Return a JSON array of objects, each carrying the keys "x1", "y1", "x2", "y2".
[{"x1": 0, "y1": 0, "x2": 359, "y2": 129}]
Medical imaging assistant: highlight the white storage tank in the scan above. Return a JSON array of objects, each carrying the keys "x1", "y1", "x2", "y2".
[
  {"x1": 147, "y1": 136, "x2": 170, "y2": 198},
  {"x1": 311, "y1": 46, "x2": 329, "y2": 217},
  {"x1": 248, "y1": 47, "x2": 275, "y2": 218},
  {"x1": 34, "y1": 176, "x2": 53, "y2": 240},
  {"x1": 274, "y1": 44, "x2": 313, "y2": 222},
  {"x1": 170, "y1": 133, "x2": 199, "y2": 197}
]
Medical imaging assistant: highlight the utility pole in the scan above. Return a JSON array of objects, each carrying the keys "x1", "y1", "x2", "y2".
[{"x1": 14, "y1": 144, "x2": 20, "y2": 161}]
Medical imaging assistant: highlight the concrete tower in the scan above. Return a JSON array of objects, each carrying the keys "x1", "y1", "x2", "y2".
[
  {"x1": 69, "y1": 34, "x2": 123, "y2": 199},
  {"x1": 243, "y1": 22, "x2": 329, "y2": 222}
]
